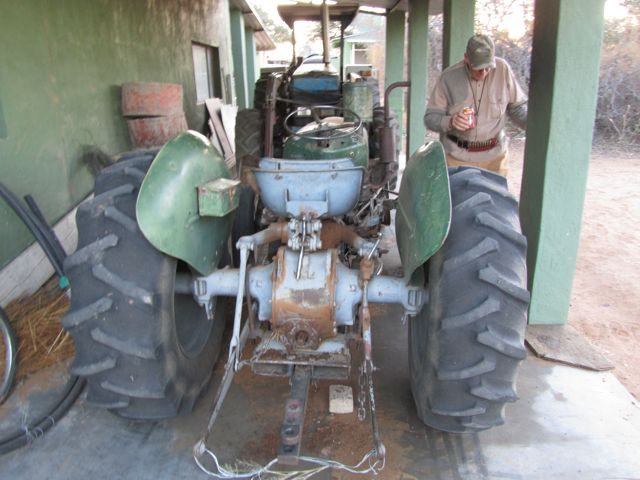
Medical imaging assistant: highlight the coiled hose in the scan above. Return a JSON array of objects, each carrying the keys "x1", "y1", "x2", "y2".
[
  {"x1": 0, "y1": 184, "x2": 66, "y2": 284},
  {"x1": 0, "y1": 183, "x2": 85, "y2": 455},
  {"x1": 0, "y1": 307, "x2": 17, "y2": 405}
]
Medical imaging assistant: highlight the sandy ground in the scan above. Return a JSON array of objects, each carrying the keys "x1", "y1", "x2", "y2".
[{"x1": 507, "y1": 137, "x2": 640, "y2": 400}]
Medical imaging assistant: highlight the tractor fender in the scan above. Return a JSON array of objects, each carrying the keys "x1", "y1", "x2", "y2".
[
  {"x1": 395, "y1": 141, "x2": 451, "y2": 285},
  {"x1": 136, "y1": 130, "x2": 234, "y2": 275}
]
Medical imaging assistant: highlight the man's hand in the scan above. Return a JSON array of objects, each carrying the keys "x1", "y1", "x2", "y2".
[{"x1": 449, "y1": 111, "x2": 473, "y2": 131}]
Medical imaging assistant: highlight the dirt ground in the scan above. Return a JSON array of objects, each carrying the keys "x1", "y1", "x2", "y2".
[{"x1": 507, "y1": 137, "x2": 640, "y2": 400}]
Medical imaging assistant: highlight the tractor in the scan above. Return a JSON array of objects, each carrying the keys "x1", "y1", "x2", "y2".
[{"x1": 61, "y1": 3, "x2": 529, "y2": 476}]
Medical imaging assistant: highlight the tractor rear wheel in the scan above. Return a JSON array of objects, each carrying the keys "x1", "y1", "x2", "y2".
[
  {"x1": 62, "y1": 154, "x2": 226, "y2": 419},
  {"x1": 409, "y1": 167, "x2": 530, "y2": 433}
]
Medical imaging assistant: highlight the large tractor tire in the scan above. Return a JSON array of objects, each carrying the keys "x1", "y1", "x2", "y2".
[
  {"x1": 62, "y1": 153, "x2": 227, "y2": 420},
  {"x1": 235, "y1": 108, "x2": 263, "y2": 168},
  {"x1": 233, "y1": 109, "x2": 263, "y2": 265},
  {"x1": 409, "y1": 167, "x2": 530, "y2": 433}
]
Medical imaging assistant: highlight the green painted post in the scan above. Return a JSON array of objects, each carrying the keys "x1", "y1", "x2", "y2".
[
  {"x1": 520, "y1": 0, "x2": 605, "y2": 324},
  {"x1": 230, "y1": 9, "x2": 248, "y2": 109},
  {"x1": 342, "y1": 42, "x2": 353, "y2": 66},
  {"x1": 385, "y1": 10, "x2": 406, "y2": 146},
  {"x1": 407, "y1": 0, "x2": 429, "y2": 156},
  {"x1": 245, "y1": 28, "x2": 257, "y2": 107},
  {"x1": 443, "y1": 0, "x2": 475, "y2": 69}
]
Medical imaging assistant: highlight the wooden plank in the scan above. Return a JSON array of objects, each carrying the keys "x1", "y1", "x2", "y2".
[
  {"x1": 0, "y1": 201, "x2": 81, "y2": 307},
  {"x1": 526, "y1": 324, "x2": 614, "y2": 372},
  {"x1": 220, "y1": 103, "x2": 237, "y2": 152},
  {"x1": 208, "y1": 119, "x2": 223, "y2": 156},
  {"x1": 205, "y1": 98, "x2": 234, "y2": 159}
]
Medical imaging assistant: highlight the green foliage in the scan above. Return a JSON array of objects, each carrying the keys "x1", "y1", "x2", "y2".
[
  {"x1": 597, "y1": 7, "x2": 640, "y2": 143},
  {"x1": 252, "y1": 3, "x2": 290, "y2": 43}
]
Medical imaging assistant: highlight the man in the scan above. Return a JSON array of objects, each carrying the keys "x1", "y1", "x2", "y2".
[{"x1": 424, "y1": 34, "x2": 528, "y2": 176}]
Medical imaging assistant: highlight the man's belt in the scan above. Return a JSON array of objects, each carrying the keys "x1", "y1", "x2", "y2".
[{"x1": 447, "y1": 134, "x2": 498, "y2": 152}]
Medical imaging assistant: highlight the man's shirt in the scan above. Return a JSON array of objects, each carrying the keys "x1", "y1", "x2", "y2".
[{"x1": 425, "y1": 57, "x2": 527, "y2": 162}]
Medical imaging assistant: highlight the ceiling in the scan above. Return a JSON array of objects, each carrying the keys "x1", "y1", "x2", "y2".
[
  {"x1": 284, "y1": 0, "x2": 444, "y2": 15},
  {"x1": 231, "y1": 0, "x2": 445, "y2": 51}
]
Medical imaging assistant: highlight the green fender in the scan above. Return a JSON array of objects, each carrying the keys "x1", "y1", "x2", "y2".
[
  {"x1": 395, "y1": 141, "x2": 451, "y2": 286},
  {"x1": 136, "y1": 131, "x2": 233, "y2": 276}
]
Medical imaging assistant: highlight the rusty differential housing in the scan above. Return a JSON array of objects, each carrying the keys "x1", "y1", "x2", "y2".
[{"x1": 271, "y1": 247, "x2": 338, "y2": 351}]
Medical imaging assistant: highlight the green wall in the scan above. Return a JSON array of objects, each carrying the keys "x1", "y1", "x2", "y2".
[
  {"x1": 0, "y1": 0, "x2": 234, "y2": 269},
  {"x1": 230, "y1": 8, "x2": 248, "y2": 109}
]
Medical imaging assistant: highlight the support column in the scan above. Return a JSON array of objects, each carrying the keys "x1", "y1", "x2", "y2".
[
  {"x1": 229, "y1": 9, "x2": 248, "y2": 109},
  {"x1": 520, "y1": 0, "x2": 605, "y2": 324},
  {"x1": 342, "y1": 42, "x2": 353, "y2": 67},
  {"x1": 245, "y1": 28, "x2": 257, "y2": 107},
  {"x1": 385, "y1": 10, "x2": 406, "y2": 146},
  {"x1": 443, "y1": 0, "x2": 475, "y2": 69},
  {"x1": 407, "y1": 0, "x2": 429, "y2": 157}
]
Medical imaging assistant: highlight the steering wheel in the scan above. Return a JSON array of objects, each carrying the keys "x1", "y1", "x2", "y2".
[{"x1": 284, "y1": 105, "x2": 362, "y2": 140}]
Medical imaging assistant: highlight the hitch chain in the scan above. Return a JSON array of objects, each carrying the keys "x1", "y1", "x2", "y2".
[
  {"x1": 357, "y1": 364, "x2": 367, "y2": 421},
  {"x1": 357, "y1": 254, "x2": 386, "y2": 466}
]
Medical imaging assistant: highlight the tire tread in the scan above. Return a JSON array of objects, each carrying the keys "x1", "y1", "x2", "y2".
[{"x1": 409, "y1": 166, "x2": 529, "y2": 433}]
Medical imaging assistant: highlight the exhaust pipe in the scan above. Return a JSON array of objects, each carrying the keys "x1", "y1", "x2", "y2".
[{"x1": 381, "y1": 81, "x2": 411, "y2": 164}]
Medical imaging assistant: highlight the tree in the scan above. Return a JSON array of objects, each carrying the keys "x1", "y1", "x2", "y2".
[{"x1": 252, "y1": 3, "x2": 291, "y2": 43}]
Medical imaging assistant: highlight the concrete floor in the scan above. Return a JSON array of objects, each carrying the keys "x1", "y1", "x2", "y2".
[{"x1": 1, "y1": 306, "x2": 639, "y2": 479}]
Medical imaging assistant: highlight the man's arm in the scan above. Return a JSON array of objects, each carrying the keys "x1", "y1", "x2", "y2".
[
  {"x1": 424, "y1": 107, "x2": 451, "y2": 133},
  {"x1": 424, "y1": 80, "x2": 452, "y2": 134},
  {"x1": 505, "y1": 61, "x2": 528, "y2": 130},
  {"x1": 507, "y1": 101, "x2": 527, "y2": 130}
]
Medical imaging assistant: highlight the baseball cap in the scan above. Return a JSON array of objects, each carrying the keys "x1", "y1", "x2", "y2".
[{"x1": 466, "y1": 34, "x2": 496, "y2": 70}]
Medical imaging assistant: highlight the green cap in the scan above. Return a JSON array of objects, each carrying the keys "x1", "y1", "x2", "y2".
[{"x1": 466, "y1": 34, "x2": 496, "y2": 69}]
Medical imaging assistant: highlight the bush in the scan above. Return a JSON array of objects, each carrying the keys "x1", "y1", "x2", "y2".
[{"x1": 596, "y1": 17, "x2": 640, "y2": 143}]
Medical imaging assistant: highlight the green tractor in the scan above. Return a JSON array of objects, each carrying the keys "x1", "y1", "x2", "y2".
[{"x1": 62, "y1": 3, "x2": 529, "y2": 476}]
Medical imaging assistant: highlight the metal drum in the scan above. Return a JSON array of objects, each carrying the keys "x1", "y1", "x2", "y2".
[{"x1": 343, "y1": 81, "x2": 373, "y2": 123}]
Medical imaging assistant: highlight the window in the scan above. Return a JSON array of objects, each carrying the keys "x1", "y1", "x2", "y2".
[
  {"x1": 353, "y1": 42, "x2": 371, "y2": 65},
  {"x1": 192, "y1": 42, "x2": 222, "y2": 103}
]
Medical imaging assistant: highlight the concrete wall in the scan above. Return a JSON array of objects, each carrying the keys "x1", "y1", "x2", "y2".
[{"x1": 0, "y1": 0, "x2": 234, "y2": 270}]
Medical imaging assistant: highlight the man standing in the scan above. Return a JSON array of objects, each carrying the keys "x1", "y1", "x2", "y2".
[{"x1": 424, "y1": 34, "x2": 528, "y2": 176}]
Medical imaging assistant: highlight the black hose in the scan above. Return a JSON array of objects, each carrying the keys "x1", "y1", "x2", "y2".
[
  {"x1": 0, "y1": 375, "x2": 85, "y2": 455},
  {"x1": 23, "y1": 194, "x2": 67, "y2": 265},
  {"x1": 0, "y1": 307, "x2": 17, "y2": 405},
  {"x1": 0, "y1": 183, "x2": 85, "y2": 454},
  {"x1": 117, "y1": 147, "x2": 160, "y2": 162},
  {"x1": 0, "y1": 183, "x2": 65, "y2": 278}
]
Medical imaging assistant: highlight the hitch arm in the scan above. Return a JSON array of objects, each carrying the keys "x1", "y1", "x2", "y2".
[{"x1": 278, "y1": 366, "x2": 312, "y2": 465}]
